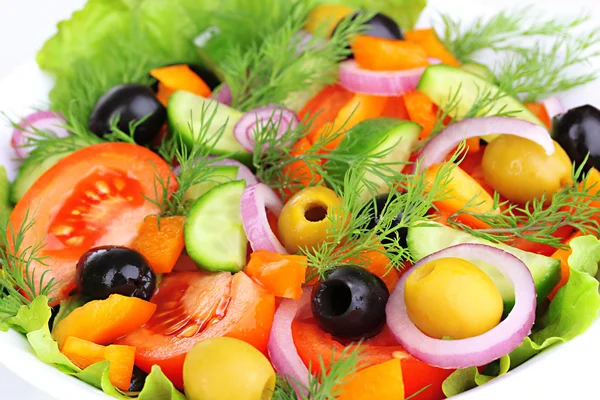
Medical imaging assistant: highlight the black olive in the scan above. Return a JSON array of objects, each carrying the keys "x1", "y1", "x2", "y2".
[
  {"x1": 311, "y1": 266, "x2": 389, "y2": 340},
  {"x1": 362, "y1": 193, "x2": 408, "y2": 249},
  {"x1": 552, "y1": 105, "x2": 600, "y2": 174},
  {"x1": 150, "y1": 63, "x2": 221, "y2": 92},
  {"x1": 88, "y1": 84, "x2": 166, "y2": 146},
  {"x1": 128, "y1": 366, "x2": 148, "y2": 392},
  {"x1": 48, "y1": 306, "x2": 60, "y2": 330},
  {"x1": 76, "y1": 246, "x2": 156, "y2": 301}
]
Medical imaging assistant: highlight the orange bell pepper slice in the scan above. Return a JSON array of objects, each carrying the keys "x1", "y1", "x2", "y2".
[
  {"x1": 381, "y1": 96, "x2": 409, "y2": 120},
  {"x1": 525, "y1": 103, "x2": 552, "y2": 129},
  {"x1": 244, "y1": 250, "x2": 308, "y2": 300},
  {"x1": 62, "y1": 336, "x2": 136, "y2": 391},
  {"x1": 130, "y1": 215, "x2": 186, "y2": 274},
  {"x1": 281, "y1": 137, "x2": 323, "y2": 198},
  {"x1": 403, "y1": 90, "x2": 437, "y2": 139},
  {"x1": 150, "y1": 65, "x2": 212, "y2": 106},
  {"x1": 344, "y1": 248, "x2": 399, "y2": 292},
  {"x1": 425, "y1": 163, "x2": 499, "y2": 229},
  {"x1": 351, "y1": 35, "x2": 429, "y2": 71},
  {"x1": 300, "y1": 84, "x2": 354, "y2": 140},
  {"x1": 337, "y1": 359, "x2": 405, "y2": 400},
  {"x1": 405, "y1": 29, "x2": 461, "y2": 67}
]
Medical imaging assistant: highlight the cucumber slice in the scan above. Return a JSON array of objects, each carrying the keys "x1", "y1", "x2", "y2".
[
  {"x1": 407, "y1": 222, "x2": 561, "y2": 312},
  {"x1": 417, "y1": 65, "x2": 544, "y2": 142},
  {"x1": 167, "y1": 91, "x2": 252, "y2": 165},
  {"x1": 11, "y1": 152, "x2": 72, "y2": 204},
  {"x1": 0, "y1": 166, "x2": 12, "y2": 220},
  {"x1": 327, "y1": 118, "x2": 420, "y2": 200},
  {"x1": 185, "y1": 180, "x2": 248, "y2": 272},
  {"x1": 460, "y1": 62, "x2": 496, "y2": 83},
  {"x1": 183, "y1": 165, "x2": 239, "y2": 203}
]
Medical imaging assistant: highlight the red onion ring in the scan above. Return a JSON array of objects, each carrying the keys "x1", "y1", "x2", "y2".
[
  {"x1": 240, "y1": 183, "x2": 287, "y2": 254},
  {"x1": 233, "y1": 106, "x2": 299, "y2": 153},
  {"x1": 541, "y1": 97, "x2": 565, "y2": 120},
  {"x1": 338, "y1": 60, "x2": 425, "y2": 96},
  {"x1": 416, "y1": 116, "x2": 555, "y2": 173},
  {"x1": 386, "y1": 243, "x2": 536, "y2": 369},
  {"x1": 210, "y1": 84, "x2": 232, "y2": 106},
  {"x1": 173, "y1": 157, "x2": 259, "y2": 186},
  {"x1": 268, "y1": 289, "x2": 311, "y2": 394},
  {"x1": 11, "y1": 111, "x2": 69, "y2": 158}
]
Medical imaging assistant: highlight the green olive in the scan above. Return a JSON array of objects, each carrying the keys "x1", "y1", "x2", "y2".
[
  {"x1": 183, "y1": 337, "x2": 275, "y2": 400},
  {"x1": 278, "y1": 186, "x2": 343, "y2": 253},
  {"x1": 482, "y1": 136, "x2": 572, "y2": 204}
]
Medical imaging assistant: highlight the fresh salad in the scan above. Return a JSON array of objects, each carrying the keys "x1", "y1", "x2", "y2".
[{"x1": 1, "y1": 0, "x2": 600, "y2": 399}]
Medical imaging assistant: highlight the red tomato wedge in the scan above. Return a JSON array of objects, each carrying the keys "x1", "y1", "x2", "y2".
[
  {"x1": 292, "y1": 319, "x2": 454, "y2": 400},
  {"x1": 9, "y1": 143, "x2": 176, "y2": 305},
  {"x1": 116, "y1": 271, "x2": 275, "y2": 389}
]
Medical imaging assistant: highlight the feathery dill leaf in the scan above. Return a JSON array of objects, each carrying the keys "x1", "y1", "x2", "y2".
[
  {"x1": 150, "y1": 104, "x2": 231, "y2": 217},
  {"x1": 448, "y1": 158, "x2": 600, "y2": 247},
  {"x1": 0, "y1": 211, "x2": 56, "y2": 318},
  {"x1": 220, "y1": 1, "x2": 372, "y2": 111}
]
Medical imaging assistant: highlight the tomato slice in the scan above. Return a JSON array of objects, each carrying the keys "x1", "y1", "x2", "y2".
[
  {"x1": 9, "y1": 143, "x2": 176, "y2": 304},
  {"x1": 116, "y1": 271, "x2": 275, "y2": 389},
  {"x1": 292, "y1": 318, "x2": 454, "y2": 400}
]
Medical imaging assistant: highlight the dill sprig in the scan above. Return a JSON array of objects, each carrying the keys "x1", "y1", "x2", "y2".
[
  {"x1": 0, "y1": 210, "x2": 56, "y2": 318},
  {"x1": 220, "y1": 1, "x2": 371, "y2": 112},
  {"x1": 304, "y1": 155, "x2": 461, "y2": 280},
  {"x1": 448, "y1": 160, "x2": 600, "y2": 247},
  {"x1": 273, "y1": 344, "x2": 362, "y2": 400},
  {"x1": 150, "y1": 104, "x2": 230, "y2": 217}
]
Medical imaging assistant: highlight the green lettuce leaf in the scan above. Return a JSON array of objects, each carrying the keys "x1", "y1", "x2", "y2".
[
  {"x1": 6, "y1": 296, "x2": 52, "y2": 334},
  {"x1": 138, "y1": 366, "x2": 186, "y2": 400},
  {"x1": 442, "y1": 235, "x2": 600, "y2": 397}
]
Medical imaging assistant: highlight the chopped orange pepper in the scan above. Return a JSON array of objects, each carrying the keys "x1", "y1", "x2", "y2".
[
  {"x1": 381, "y1": 96, "x2": 409, "y2": 120},
  {"x1": 311, "y1": 93, "x2": 387, "y2": 150},
  {"x1": 281, "y1": 137, "x2": 323, "y2": 198},
  {"x1": 403, "y1": 90, "x2": 437, "y2": 139},
  {"x1": 351, "y1": 35, "x2": 429, "y2": 71},
  {"x1": 525, "y1": 103, "x2": 552, "y2": 129},
  {"x1": 130, "y1": 215, "x2": 186, "y2": 274},
  {"x1": 344, "y1": 248, "x2": 399, "y2": 292},
  {"x1": 548, "y1": 232, "x2": 585, "y2": 300},
  {"x1": 62, "y1": 336, "x2": 136, "y2": 391},
  {"x1": 405, "y1": 29, "x2": 461, "y2": 67},
  {"x1": 425, "y1": 163, "x2": 499, "y2": 229},
  {"x1": 244, "y1": 251, "x2": 308, "y2": 300},
  {"x1": 150, "y1": 65, "x2": 212, "y2": 106},
  {"x1": 466, "y1": 137, "x2": 481, "y2": 153},
  {"x1": 300, "y1": 84, "x2": 354, "y2": 140},
  {"x1": 337, "y1": 359, "x2": 405, "y2": 400},
  {"x1": 561, "y1": 167, "x2": 600, "y2": 222}
]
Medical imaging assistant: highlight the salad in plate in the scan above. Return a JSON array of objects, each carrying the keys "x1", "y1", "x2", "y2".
[{"x1": 1, "y1": 0, "x2": 600, "y2": 399}]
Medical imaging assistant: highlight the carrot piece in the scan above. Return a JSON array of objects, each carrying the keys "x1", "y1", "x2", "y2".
[
  {"x1": 381, "y1": 96, "x2": 409, "y2": 120},
  {"x1": 150, "y1": 65, "x2": 212, "y2": 106},
  {"x1": 62, "y1": 336, "x2": 136, "y2": 391},
  {"x1": 130, "y1": 215, "x2": 186, "y2": 274},
  {"x1": 53, "y1": 294, "x2": 157, "y2": 349},
  {"x1": 403, "y1": 90, "x2": 437, "y2": 139},
  {"x1": 311, "y1": 93, "x2": 387, "y2": 150},
  {"x1": 548, "y1": 232, "x2": 585, "y2": 300},
  {"x1": 337, "y1": 359, "x2": 405, "y2": 400},
  {"x1": 244, "y1": 251, "x2": 308, "y2": 300},
  {"x1": 405, "y1": 29, "x2": 461, "y2": 67},
  {"x1": 525, "y1": 103, "x2": 552, "y2": 129},
  {"x1": 425, "y1": 163, "x2": 499, "y2": 229},
  {"x1": 281, "y1": 137, "x2": 323, "y2": 198},
  {"x1": 300, "y1": 84, "x2": 355, "y2": 139},
  {"x1": 351, "y1": 35, "x2": 429, "y2": 71}
]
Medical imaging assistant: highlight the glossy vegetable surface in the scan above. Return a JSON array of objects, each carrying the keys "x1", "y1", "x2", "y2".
[
  {"x1": 130, "y1": 216, "x2": 186, "y2": 274},
  {"x1": 552, "y1": 104, "x2": 600, "y2": 172}
]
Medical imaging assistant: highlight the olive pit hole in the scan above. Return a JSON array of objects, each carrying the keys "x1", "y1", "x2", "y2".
[
  {"x1": 319, "y1": 280, "x2": 352, "y2": 317},
  {"x1": 304, "y1": 203, "x2": 328, "y2": 222}
]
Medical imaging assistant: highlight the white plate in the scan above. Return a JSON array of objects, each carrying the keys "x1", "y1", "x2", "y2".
[{"x1": 0, "y1": 0, "x2": 599, "y2": 399}]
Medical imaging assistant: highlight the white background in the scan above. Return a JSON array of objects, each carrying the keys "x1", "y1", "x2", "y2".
[{"x1": 0, "y1": 0, "x2": 599, "y2": 399}]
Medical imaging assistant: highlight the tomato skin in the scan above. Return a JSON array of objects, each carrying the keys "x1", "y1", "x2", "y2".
[
  {"x1": 9, "y1": 143, "x2": 176, "y2": 304},
  {"x1": 117, "y1": 271, "x2": 275, "y2": 389},
  {"x1": 292, "y1": 319, "x2": 454, "y2": 400}
]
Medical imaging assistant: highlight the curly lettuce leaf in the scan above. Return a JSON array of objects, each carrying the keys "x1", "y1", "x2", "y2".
[
  {"x1": 442, "y1": 235, "x2": 600, "y2": 397},
  {"x1": 5, "y1": 296, "x2": 51, "y2": 334}
]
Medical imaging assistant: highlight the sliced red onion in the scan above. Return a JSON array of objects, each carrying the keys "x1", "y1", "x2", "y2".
[
  {"x1": 240, "y1": 183, "x2": 287, "y2": 254},
  {"x1": 268, "y1": 289, "x2": 311, "y2": 394},
  {"x1": 541, "y1": 97, "x2": 565, "y2": 120},
  {"x1": 173, "y1": 157, "x2": 259, "y2": 186},
  {"x1": 416, "y1": 116, "x2": 554, "y2": 173},
  {"x1": 11, "y1": 111, "x2": 69, "y2": 158},
  {"x1": 210, "y1": 84, "x2": 232, "y2": 106},
  {"x1": 428, "y1": 57, "x2": 443, "y2": 65},
  {"x1": 233, "y1": 106, "x2": 299, "y2": 153},
  {"x1": 338, "y1": 60, "x2": 425, "y2": 96},
  {"x1": 386, "y1": 243, "x2": 536, "y2": 369}
]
